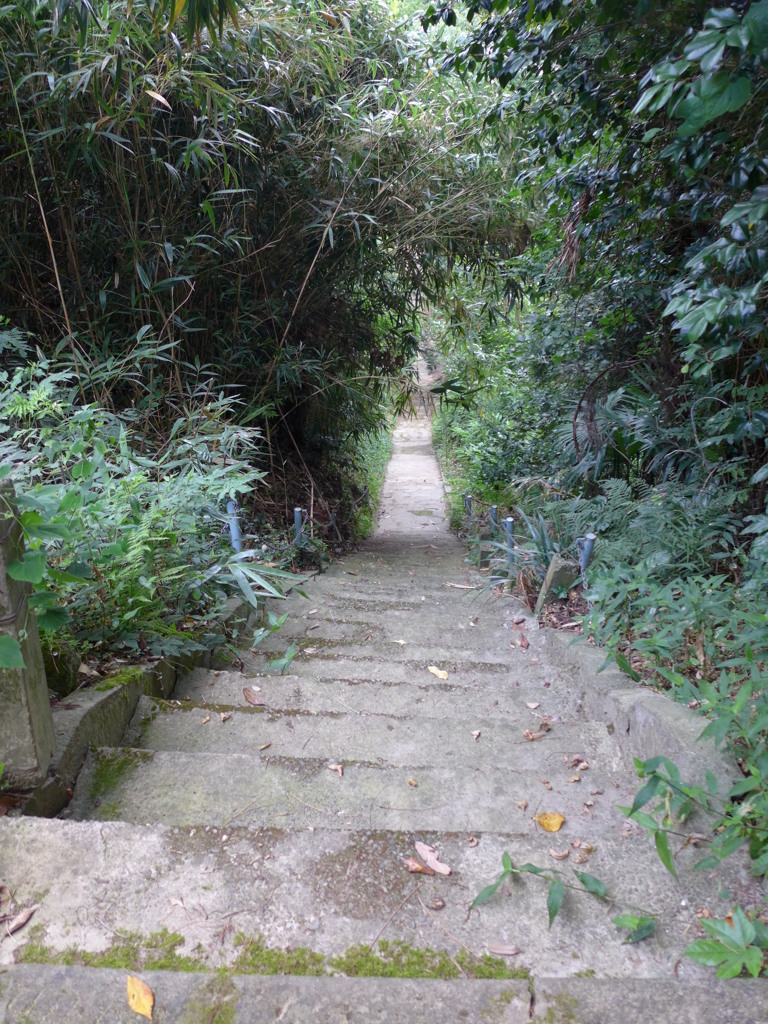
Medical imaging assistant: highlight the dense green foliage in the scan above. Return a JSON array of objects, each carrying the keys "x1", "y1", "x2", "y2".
[
  {"x1": 0, "y1": 326, "x2": 298, "y2": 662},
  {"x1": 0, "y1": 0, "x2": 519, "y2": 456},
  {"x1": 427, "y1": 0, "x2": 768, "y2": 912}
]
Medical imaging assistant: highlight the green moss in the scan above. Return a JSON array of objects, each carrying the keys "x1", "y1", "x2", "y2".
[
  {"x1": 329, "y1": 940, "x2": 524, "y2": 980},
  {"x1": 540, "y1": 994, "x2": 581, "y2": 1024},
  {"x1": 93, "y1": 666, "x2": 144, "y2": 691},
  {"x1": 88, "y1": 748, "x2": 152, "y2": 800},
  {"x1": 179, "y1": 976, "x2": 240, "y2": 1024},
  {"x1": 232, "y1": 933, "x2": 325, "y2": 975},
  {"x1": 16, "y1": 928, "x2": 203, "y2": 972},
  {"x1": 15, "y1": 926, "x2": 525, "y2": 984}
]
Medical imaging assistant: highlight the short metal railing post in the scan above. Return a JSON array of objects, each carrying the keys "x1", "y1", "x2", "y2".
[
  {"x1": 504, "y1": 516, "x2": 515, "y2": 572},
  {"x1": 293, "y1": 507, "x2": 303, "y2": 544}
]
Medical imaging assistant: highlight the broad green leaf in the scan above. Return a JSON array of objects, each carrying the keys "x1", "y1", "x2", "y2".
[
  {"x1": 630, "y1": 775, "x2": 662, "y2": 815},
  {"x1": 7, "y1": 551, "x2": 46, "y2": 584},
  {"x1": 547, "y1": 879, "x2": 564, "y2": 929},
  {"x1": 654, "y1": 830, "x2": 678, "y2": 879},
  {"x1": 685, "y1": 938, "x2": 732, "y2": 967},
  {"x1": 471, "y1": 872, "x2": 510, "y2": 910},
  {"x1": 24, "y1": 521, "x2": 72, "y2": 541},
  {"x1": 36, "y1": 606, "x2": 70, "y2": 631},
  {"x1": 573, "y1": 871, "x2": 608, "y2": 899},
  {"x1": 0, "y1": 635, "x2": 24, "y2": 669}
]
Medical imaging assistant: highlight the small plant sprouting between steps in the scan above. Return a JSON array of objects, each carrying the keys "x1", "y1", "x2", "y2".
[{"x1": 471, "y1": 852, "x2": 620, "y2": 932}]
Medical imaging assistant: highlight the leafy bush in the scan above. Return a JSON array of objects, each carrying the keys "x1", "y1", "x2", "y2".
[{"x1": 0, "y1": 348, "x2": 295, "y2": 664}]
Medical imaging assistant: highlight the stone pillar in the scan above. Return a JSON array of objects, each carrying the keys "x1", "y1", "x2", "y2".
[{"x1": 0, "y1": 483, "x2": 55, "y2": 788}]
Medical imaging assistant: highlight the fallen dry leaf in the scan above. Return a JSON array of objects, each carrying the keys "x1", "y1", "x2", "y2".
[
  {"x1": 242, "y1": 687, "x2": 265, "y2": 706},
  {"x1": 487, "y1": 943, "x2": 522, "y2": 957},
  {"x1": 127, "y1": 975, "x2": 154, "y2": 1020},
  {"x1": 571, "y1": 840, "x2": 582, "y2": 849},
  {"x1": 404, "y1": 856, "x2": 435, "y2": 875},
  {"x1": 414, "y1": 841, "x2": 451, "y2": 875},
  {"x1": 525, "y1": 702, "x2": 540, "y2": 710},
  {"x1": 523, "y1": 729, "x2": 548, "y2": 741},
  {"x1": 220, "y1": 712, "x2": 232, "y2": 723},
  {"x1": 534, "y1": 812, "x2": 565, "y2": 833},
  {"x1": 259, "y1": 742, "x2": 271, "y2": 751},
  {"x1": 430, "y1": 897, "x2": 446, "y2": 910},
  {"x1": 549, "y1": 848, "x2": 570, "y2": 861},
  {"x1": 304, "y1": 646, "x2": 319, "y2": 655},
  {"x1": 519, "y1": 635, "x2": 530, "y2": 651},
  {"x1": 573, "y1": 853, "x2": 590, "y2": 864},
  {"x1": 308, "y1": 609, "x2": 318, "y2": 615},
  {"x1": 201, "y1": 714, "x2": 211, "y2": 725},
  {"x1": 407, "y1": 777, "x2": 418, "y2": 787},
  {"x1": 472, "y1": 730, "x2": 481, "y2": 741},
  {"x1": 2, "y1": 904, "x2": 38, "y2": 939},
  {"x1": 428, "y1": 666, "x2": 448, "y2": 680},
  {"x1": 578, "y1": 761, "x2": 590, "y2": 771},
  {"x1": 516, "y1": 800, "x2": 528, "y2": 812},
  {"x1": 541, "y1": 780, "x2": 553, "y2": 791},
  {"x1": 567, "y1": 755, "x2": 582, "y2": 768},
  {"x1": 568, "y1": 775, "x2": 581, "y2": 784},
  {"x1": 514, "y1": 616, "x2": 526, "y2": 625},
  {"x1": 590, "y1": 789, "x2": 604, "y2": 796},
  {"x1": 467, "y1": 835, "x2": 479, "y2": 847},
  {"x1": 328, "y1": 763, "x2": 344, "y2": 778}
]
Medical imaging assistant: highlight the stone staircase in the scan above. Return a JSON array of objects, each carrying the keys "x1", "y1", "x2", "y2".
[{"x1": 0, "y1": 409, "x2": 765, "y2": 1022}]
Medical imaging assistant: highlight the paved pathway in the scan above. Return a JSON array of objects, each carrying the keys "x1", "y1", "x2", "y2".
[{"x1": 0, "y1": 386, "x2": 765, "y2": 1021}]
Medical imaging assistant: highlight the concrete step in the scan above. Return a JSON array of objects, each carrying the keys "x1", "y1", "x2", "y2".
[
  {"x1": 0, "y1": 967, "x2": 531, "y2": 1023},
  {"x1": 65, "y1": 746, "x2": 632, "y2": 833},
  {"x1": 173, "y1": 668, "x2": 577, "y2": 721},
  {"x1": 125, "y1": 696, "x2": 622, "y2": 779},
  {"x1": 234, "y1": 654, "x2": 543, "y2": 690},
  {"x1": 3, "y1": 966, "x2": 766, "y2": 1024},
  {"x1": 0, "y1": 817, "x2": 752, "y2": 980}
]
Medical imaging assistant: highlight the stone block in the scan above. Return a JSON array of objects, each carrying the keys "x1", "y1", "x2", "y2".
[{"x1": 534, "y1": 554, "x2": 580, "y2": 615}]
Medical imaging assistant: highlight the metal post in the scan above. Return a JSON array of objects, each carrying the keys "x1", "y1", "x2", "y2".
[
  {"x1": 293, "y1": 507, "x2": 303, "y2": 544},
  {"x1": 464, "y1": 493, "x2": 472, "y2": 518},
  {"x1": 576, "y1": 532, "x2": 596, "y2": 575},
  {"x1": 226, "y1": 499, "x2": 243, "y2": 553},
  {"x1": 504, "y1": 516, "x2": 515, "y2": 572},
  {"x1": 490, "y1": 506, "x2": 498, "y2": 534}
]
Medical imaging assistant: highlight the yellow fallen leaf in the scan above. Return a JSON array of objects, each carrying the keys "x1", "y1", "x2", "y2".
[
  {"x1": 407, "y1": 777, "x2": 418, "y2": 787},
  {"x1": 145, "y1": 89, "x2": 171, "y2": 110},
  {"x1": 127, "y1": 976, "x2": 154, "y2": 1020},
  {"x1": 534, "y1": 812, "x2": 565, "y2": 833},
  {"x1": 428, "y1": 666, "x2": 448, "y2": 680}
]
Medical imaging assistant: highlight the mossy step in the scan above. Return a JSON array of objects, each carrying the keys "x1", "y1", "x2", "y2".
[{"x1": 1, "y1": 817, "x2": 748, "y2": 981}]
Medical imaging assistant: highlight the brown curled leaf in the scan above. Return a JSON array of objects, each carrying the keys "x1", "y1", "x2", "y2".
[{"x1": 404, "y1": 856, "x2": 435, "y2": 875}]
